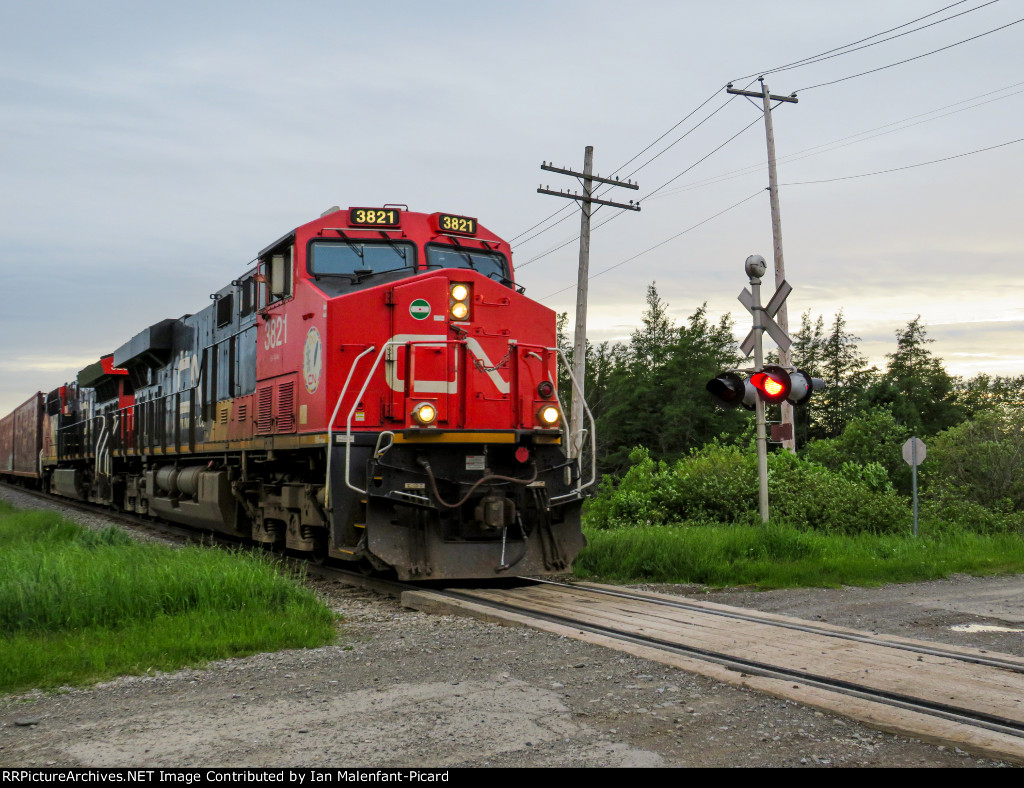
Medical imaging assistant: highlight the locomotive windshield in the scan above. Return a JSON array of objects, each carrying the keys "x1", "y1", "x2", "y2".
[
  {"x1": 426, "y1": 245, "x2": 511, "y2": 286},
  {"x1": 309, "y1": 240, "x2": 415, "y2": 279}
]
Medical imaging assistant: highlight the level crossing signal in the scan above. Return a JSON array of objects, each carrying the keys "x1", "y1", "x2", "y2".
[{"x1": 706, "y1": 366, "x2": 824, "y2": 409}]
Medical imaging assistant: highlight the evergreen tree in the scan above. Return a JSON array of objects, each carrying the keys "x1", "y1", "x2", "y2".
[
  {"x1": 817, "y1": 311, "x2": 872, "y2": 439},
  {"x1": 789, "y1": 311, "x2": 826, "y2": 375},
  {"x1": 659, "y1": 305, "x2": 742, "y2": 453},
  {"x1": 863, "y1": 316, "x2": 964, "y2": 436},
  {"x1": 955, "y1": 373, "x2": 1024, "y2": 417},
  {"x1": 788, "y1": 311, "x2": 826, "y2": 444},
  {"x1": 597, "y1": 285, "x2": 742, "y2": 470},
  {"x1": 788, "y1": 310, "x2": 872, "y2": 442},
  {"x1": 627, "y1": 283, "x2": 676, "y2": 372}
]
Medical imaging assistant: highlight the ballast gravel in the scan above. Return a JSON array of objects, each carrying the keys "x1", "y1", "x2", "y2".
[{"x1": 0, "y1": 487, "x2": 1016, "y2": 768}]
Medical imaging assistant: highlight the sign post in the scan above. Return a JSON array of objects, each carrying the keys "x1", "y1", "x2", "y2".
[
  {"x1": 902, "y1": 437, "x2": 927, "y2": 537},
  {"x1": 739, "y1": 255, "x2": 793, "y2": 522}
]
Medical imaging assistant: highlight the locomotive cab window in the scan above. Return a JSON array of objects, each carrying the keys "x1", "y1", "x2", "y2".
[
  {"x1": 216, "y1": 293, "x2": 234, "y2": 328},
  {"x1": 258, "y1": 246, "x2": 293, "y2": 308},
  {"x1": 426, "y1": 244, "x2": 511, "y2": 286},
  {"x1": 239, "y1": 276, "x2": 255, "y2": 317},
  {"x1": 309, "y1": 240, "x2": 415, "y2": 280}
]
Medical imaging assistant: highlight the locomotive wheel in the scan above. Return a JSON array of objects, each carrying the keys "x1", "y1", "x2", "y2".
[{"x1": 310, "y1": 535, "x2": 329, "y2": 565}]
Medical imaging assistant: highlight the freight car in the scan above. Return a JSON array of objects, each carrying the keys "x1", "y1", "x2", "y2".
[
  {"x1": 0, "y1": 206, "x2": 593, "y2": 580},
  {"x1": 0, "y1": 393, "x2": 43, "y2": 479}
]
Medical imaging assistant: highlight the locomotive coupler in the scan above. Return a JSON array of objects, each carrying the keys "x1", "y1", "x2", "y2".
[{"x1": 474, "y1": 495, "x2": 516, "y2": 531}]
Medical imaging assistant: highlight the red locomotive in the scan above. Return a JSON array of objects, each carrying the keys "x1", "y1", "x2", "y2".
[{"x1": 0, "y1": 206, "x2": 593, "y2": 579}]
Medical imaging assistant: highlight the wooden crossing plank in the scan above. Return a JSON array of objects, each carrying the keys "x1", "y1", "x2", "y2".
[
  {"x1": 401, "y1": 587, "x2": 1024, "y2": 763},
  {"x1": 454, "y1": 585, "x2": 1024, "y2": 722}
]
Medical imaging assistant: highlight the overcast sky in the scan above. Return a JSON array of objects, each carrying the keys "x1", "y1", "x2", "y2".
[{"x1": 1, "y1": 1, "x2": 1022, "y2": 414}]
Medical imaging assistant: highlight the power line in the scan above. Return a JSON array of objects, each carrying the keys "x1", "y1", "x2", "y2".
[
  {"x1": 795, "y1": 16, "x2": 1024, "y2": 93},
  {"x1": 647, "y1": 79, "x2": 1024, "y2": 200},
  {"x1": 512, "y1": 6, "x2": 1013, "y2": 252},
  {"x1": 642, "y1": 115, "x2": 763, "y2": 202},
  {"x1": 517, "y1": 113, "x2": 763, "y2": 270},
  {"x1": 606, "y1": 87, "x2": 729, "y2": 180},
  {"x1": 512, "y1": 207, "x2": 579, "y2": 247},
  {"x1": 514, "y1": 7, "x2": 983, "y2": 244},
  {"x1": 517, "y1": 230, "x2": 584, "y2": 269},
  {"x1": 617, "y1": 85, "x2": 755, "y2": 183},
  {"x1": 512, "y1": 5, "x2": 1007, "y2": 248},
  {"x1": 536, "y1": 190, "x2": 765, "y2": 301},
  {"x1": 511, "y1": 86, "x2": 746, "y2": 248},
  {"x1": 733, "y1": 1, "x2": 996, "y2": 82},
  {"x1": 780, "y1": 136, "x2": 1024, "y2": 186},
  {"x1": 772, "y1": 1, "x2": 1003, "y2": 76},
  {"x1": 507, "y1": 203, "x2": 576, "y2": 244}
]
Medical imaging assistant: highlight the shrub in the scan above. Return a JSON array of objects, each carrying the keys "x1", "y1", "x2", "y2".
[
  {"x1": 584, "y1": 442, "x2": 911, "y2": 535},
  {"x1": 922, "y1": 409, "x2": 1024, "y2": 514},
  {"x1": 802, "y1": 406, "x2": 911, "y2": 493}
]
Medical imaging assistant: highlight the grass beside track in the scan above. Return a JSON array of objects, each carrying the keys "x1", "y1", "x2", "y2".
[
  {"x1": 574, "y1": 523, "x2": 1024, "y2": 588},
  {"x1": 0, "y1": 501, "x2": 337, "y2": 694}
]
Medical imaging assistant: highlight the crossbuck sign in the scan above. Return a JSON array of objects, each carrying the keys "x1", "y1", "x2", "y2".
[{"x1": 739, "y1": 280, "x2": 792, "y2": 357}]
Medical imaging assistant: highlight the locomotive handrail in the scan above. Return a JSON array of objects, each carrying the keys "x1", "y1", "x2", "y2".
[
  {"x1": 342, "y1": 338, "x2": 470, "y2": 496},
  {"x1": 324, "y1": 345, "x2": 377, "y2": 510},
  {"x1": 549, "y1": 346, "x2": 597, "y2": 502},
  {"x1": 342, "y1": 340, "x2": 406, "y2": 497},
  {"x1": 332, "y1": 339, "x2": 595, "y2": 502},
  {"x1": 374, "y1": 431, "x2": 395, "y2": 459},
  {"x1": 55, "y1": 414, "x2": 104, "y2": 460},
  {"x1": 94, "y1": 416, "x2": 108, "y2": 478},
  {"x1": 102, "y1": 415, "x2": 119, "y2": 477},
  {"x1": 108, "y1": 384, "x2": 198, "y2": 455}
]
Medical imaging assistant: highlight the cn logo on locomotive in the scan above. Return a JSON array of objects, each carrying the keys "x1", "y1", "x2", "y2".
[{"x1": 384, "y1": 334, "x2": 510, "y2": 395}]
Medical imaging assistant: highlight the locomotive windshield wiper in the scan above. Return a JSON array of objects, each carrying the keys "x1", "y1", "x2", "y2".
[
  {"x1": 453, "y1": 249, "x2": 477, "y2": 269},
  {"x1": 351, "y1": 265, "x2": 412, "y2": 284},
  {"x1": 378, "y1": 230, "x2": 408, "y2": 263}
]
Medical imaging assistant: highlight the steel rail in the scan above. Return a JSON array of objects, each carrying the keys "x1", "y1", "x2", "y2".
[
  {"x1": 436, "y1": 584, "x2": 1024, "y2": 740},
  {"x1": 532, "y1": 579, "x2": 1024, "y2": 675}
]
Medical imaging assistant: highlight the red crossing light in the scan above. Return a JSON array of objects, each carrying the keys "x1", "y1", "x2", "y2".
[{"x1": 749, "y1": 365, "x2": 791, "y2": 404}]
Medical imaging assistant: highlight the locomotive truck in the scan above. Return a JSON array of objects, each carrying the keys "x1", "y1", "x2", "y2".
[{"x1": 0, "y1": 206, "x2": 594, "y2": 580}]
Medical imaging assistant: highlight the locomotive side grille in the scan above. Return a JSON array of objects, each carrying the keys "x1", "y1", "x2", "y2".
[
  {"x1": 256, "y1": 386, "x2": 274, "y2": 434},
  {"x1": 218, "y1": 404, "x2": 230, "y2": 424},
  {"x1": 277, "y1": 381, "x2": 295, "y2": 433},
  {"x1": 237, "y1": 402, "x2": 247, "y2": 422}
]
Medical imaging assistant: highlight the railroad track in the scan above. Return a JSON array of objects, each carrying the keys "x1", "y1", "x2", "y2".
[
  {"x1": 6, "y1": 482, "x2": 1024, "y2": 762},
  {"x1": 402, "y1": 579, "x2": 1024, "y2": 764}
]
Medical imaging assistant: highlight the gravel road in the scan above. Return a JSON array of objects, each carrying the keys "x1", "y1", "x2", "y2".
[{"x1": 0, "y1": 487, "x2": 1018, "y2": 768}]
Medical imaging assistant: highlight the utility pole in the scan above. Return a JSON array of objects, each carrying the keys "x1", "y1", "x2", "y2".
[
  {"x1": 726, "y1": 79, "x2": 799, "y2": 452},
  {"x1": 538, "y1": 148, "x2": 640, "y2": 458},
  {"x1": 746, "y1": 256, "x2": 771, "y2": 522}
]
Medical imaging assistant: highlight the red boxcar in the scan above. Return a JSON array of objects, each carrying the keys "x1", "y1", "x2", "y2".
[{"x1": 0, "y1": 393, "x2": 43, "y2": 479}]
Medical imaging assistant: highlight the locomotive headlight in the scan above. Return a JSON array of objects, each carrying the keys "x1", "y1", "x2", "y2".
[
  {"x1": 537, "y1": 405, "x2": 560, "y2": 426},
  {"x1": 412, "y1": 402, "x2": 437, "y2": 426},
  {"x1": 450, "y1": 283, "x2": 470, "y2": 321}
]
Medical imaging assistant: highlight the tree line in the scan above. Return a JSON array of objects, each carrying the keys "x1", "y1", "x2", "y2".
[{"x1": 560, "y1": 282, "x2": 1024, "y2": 482}]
